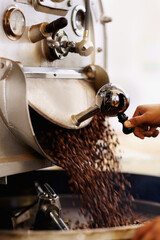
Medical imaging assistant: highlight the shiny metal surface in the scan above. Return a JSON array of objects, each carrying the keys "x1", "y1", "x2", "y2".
[
  {"x1": 0, "y1": 58, "x2": 42, "y2": 154},
  {"x1": 71, "y1": 83, "x2": 130, "y2": 127},
  {"x1": 24, "y1": 67, "x2": 88, "y2": 79},
  {"x1": 32, "y1": 0, "x2": 71, "y2": 15},
  {"x1": 34, "y1": 183, "x2": 69, "y2": 231},
  {"x1": 45, "y1": 29, "x2": 70, "y2": 59},
  {"x1": 0, "y1": 0, "x2": 107, "y2": 175},
  {"x1": 0, "y1": 58, "x2": 52, "y2": 172},
  {"x1": 0, "y1": 0, "x2": 106, "y2": 68},
  {"x1": 0, "y1": 58, "x2": 50, "y2": 177},
  {"x1": 41, "y1": 0, "x2": 93, "y2": 60},
  {"x1": 97, "y1": 83, "x2": 130, "y2": 115},
  {"x1": 71, "y1": 5, "x2": 85, "y2": 37},
  {"x1": 3, "y1": 5, "x2": 26, "y2": 40}
]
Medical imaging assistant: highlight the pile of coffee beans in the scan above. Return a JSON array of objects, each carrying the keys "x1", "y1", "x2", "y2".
[{"x1": 30, "y1": 108, "x2": 135, "y2": 228}]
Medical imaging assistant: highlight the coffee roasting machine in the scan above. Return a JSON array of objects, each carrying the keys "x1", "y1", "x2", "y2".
[
  {"x1": 0, "y1": 0, "x2": 106, "y2": 178},
  {"x1": 0, "y1": 0, "x2": 134, "y2": 179},
  {"x1": 1, "y1": 1, "x2": 160, "y2": 239}
]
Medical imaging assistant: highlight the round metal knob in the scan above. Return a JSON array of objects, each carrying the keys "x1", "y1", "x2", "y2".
[
  {"x1": 96, "y1": 83, "x2": 129, "y2": 117},
  {"x1": 71, "y1": 83, "x2": 134, "y2": 135}
]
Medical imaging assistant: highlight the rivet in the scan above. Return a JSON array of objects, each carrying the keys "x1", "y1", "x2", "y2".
[{"x1": 97, "y1": 47, "x2": 103, "y2": 53}]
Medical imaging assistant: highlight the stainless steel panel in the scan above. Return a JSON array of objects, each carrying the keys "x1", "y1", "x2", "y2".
[{"x1": 0, "y1": 0, "x2": 107, "y2": 176}]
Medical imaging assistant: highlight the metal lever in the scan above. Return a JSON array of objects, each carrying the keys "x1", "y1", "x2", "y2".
[
  {"x1": 29, "y1": 17, "x2": 68, "y2": 43},
  {"x1": 34, "y1": 182, "x2": 69, "y2": 231},
  {"x1": 45, "y1": 18, "x2": 68, "y2": 34},
  {"x1": 71, "y1": 104, "x2": 100, "y2": 126},
  {"x1": 71, "y1": 83, "x2": 133, "y2": 135}
]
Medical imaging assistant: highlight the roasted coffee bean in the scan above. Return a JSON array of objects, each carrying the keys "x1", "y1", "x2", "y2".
[{"x1": 30, "y1": 108, "x2": 136, "y2": 228}]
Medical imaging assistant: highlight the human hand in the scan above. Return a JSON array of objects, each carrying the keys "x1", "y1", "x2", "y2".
[
  {"x1": 132, "y1": 217, "x2": 160, "y2": 240},
  {"x1": 124, "y1": 104, "x2": 160, "y2": 139}
]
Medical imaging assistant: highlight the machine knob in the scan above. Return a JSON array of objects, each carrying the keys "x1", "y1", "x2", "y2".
[
  {"x1": 43, "y1": 0, "x2": 94, "y2": 59},
  {"x1": 45, "y1": 17, "x2": 68, "y2": 34},
  {"x1": 29, "y1": 17, "x2": 68, "y2": 43},
  {"x1": 97, "y1": 83, "x2": 129, "y2": 117}
]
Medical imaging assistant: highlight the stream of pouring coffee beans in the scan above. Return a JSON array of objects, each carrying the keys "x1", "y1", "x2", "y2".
[{"x1": 30, "y1": 108, "x2": 136, "y2": 228}]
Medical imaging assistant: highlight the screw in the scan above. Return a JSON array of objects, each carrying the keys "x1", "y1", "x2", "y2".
[{"x1": 97, "y1": 47, "x2": 102, "y2": 53}]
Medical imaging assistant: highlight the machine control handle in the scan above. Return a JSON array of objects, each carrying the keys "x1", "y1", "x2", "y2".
[
  {"x1": 45, "y1": 17, "x2": 68, "y2": 34},
  {"x1": 71, "y1": 83, "x2": 134, "y2": 136},
  {"x1": 118, "y1": 113, "x2": 135, "y2": 135},
  {"x1": 29, "y1": 17, "x2": 68, "y2": 43}
]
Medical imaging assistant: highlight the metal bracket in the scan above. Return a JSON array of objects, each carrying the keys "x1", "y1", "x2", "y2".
[
  {"x1": 24, "y1": 67, "x2": 88, "y2": 80},
  {"x1": 32, "y1": 0, "x2": 71, "y2": 16}
]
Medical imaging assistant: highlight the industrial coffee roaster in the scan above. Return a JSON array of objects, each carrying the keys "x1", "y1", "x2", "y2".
[
  {"x1": 0, "y1": 0, "x2": 112, "y2": 176},
  {"x1": 1, "y1": 1, "x2": 160, "y2": 239}
]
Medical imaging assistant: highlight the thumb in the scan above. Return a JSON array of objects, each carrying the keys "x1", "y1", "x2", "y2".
[{"x1": 124, "y1": 115, "x2": 146, "y2": 128}]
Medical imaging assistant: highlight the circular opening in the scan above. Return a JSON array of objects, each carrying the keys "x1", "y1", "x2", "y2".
[
  {"x1": 75, "y1": 9, "x2": 85, "y2": 31},
  {"x1": 72, "y1": 5, "x2": 85, "y2": 37}
]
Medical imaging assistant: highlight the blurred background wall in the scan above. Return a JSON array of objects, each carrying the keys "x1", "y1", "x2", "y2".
[
  {"x1": 102, "y1": 0, "x2": 160, "y2": 132},
  {"x1": 100, "y1": 0, "x2": 160, "y2": 174}
]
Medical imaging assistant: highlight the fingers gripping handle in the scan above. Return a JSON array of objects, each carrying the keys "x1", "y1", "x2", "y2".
[{"x1": 118, "y1": 113, "x2": 135, "y2": 135}]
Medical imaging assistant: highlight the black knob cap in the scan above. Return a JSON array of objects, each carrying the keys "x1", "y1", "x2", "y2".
[
  {"x1": 45, "y1": 17, "x2": 68, "y2": 34},
  {"x1": 118, "y1": 113, "x2": 134, "y2": 135}
]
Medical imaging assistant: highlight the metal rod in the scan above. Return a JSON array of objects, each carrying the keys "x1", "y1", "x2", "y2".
[
  {"x1": 71, "y1": 105, "x2": 100, "y2": 126},
  {"x1": 85, "y1": 0, "x2": 90, "y2": 31}
]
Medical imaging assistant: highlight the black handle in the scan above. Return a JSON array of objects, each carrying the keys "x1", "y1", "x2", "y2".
[
  {"x1": 117, "y1": 113, "x2": 134, "y2": 135},
  {"x1": 45, "y1": 17, "x2": 68, "y2": 34}
]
